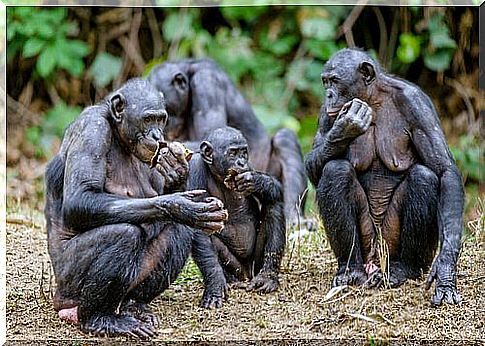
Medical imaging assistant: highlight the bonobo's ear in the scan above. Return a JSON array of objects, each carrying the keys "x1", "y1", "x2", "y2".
[
  {"x1": 200, "y1": 141, "x2": 213, "y2": 165},
  {"x1": 109, "y1": 93, "x2": 126, "y2": 123},
  {"x1": 358, "y1": 61, "x2": 376, "y2": 86},
  {"x1": 172, "y1": 72, "x2": 188, "y2": 91}
]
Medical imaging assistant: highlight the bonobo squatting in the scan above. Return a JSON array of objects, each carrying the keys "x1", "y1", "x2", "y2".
[
  {"x1": 147, "y1": 59, "x2": 308, "y2": 227},
  {"x1": 44, "y1": 78, "x2": 228, "y2": 338},
  {"x1": 305, "y1": 48, "x2": 464, "y2": 306},
  {"x1": 189, "y1": 127, "x2": 286, "y2": 308}
]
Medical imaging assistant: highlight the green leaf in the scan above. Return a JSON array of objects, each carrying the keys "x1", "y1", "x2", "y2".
[
  {"x1": 162, "y1": 12, "x2": 194, "y2": 42},
  {"x1": 300, "y1": 18, "x2": 335, "y2": 41},
  {"x1": 67, "y1": 40, "x2": 89, "y2": 58},
  {"x1": 396, "y1": 33, "x2": 421, "y2": 64},
  {"x1": 36, "y1": 44, "x2": 57, "y2": 77},
  {"x1": 22, "y1": 37, "x2": 46, "y2": 58},
  {"x1": 430, "y1": 32, "x2": 457, "y2": 49},
  {"x1": 43, "y1": 102, "x2": 81, "y2": 137},
  {"x1": 65, "y1": 59, "x2": 85, "y2": 77},
  {"x1": 423, "y1": 49, "x2": 454, "y2": 71},
  {"x1": 89, "y1": 52, "x2": 123, "y2": 88}
]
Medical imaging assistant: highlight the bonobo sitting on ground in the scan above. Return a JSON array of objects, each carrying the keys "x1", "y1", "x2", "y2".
[
  {"x1": 188, "y1": 127, "x2": 286, "y2": 308},
  {"x1": 44, "y1": 78, "x2": 228, "y2": 338},
  {"x1": 305, "y1": 48, "x2": 464, "y2": 306},
  {"x1": 147, "y1": 59, "x2": 307, "y2": 227}
]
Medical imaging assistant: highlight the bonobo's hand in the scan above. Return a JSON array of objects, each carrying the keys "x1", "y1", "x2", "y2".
[
  {"x1": 201, "y1": 280, "x2": 229, "y2": 309},
  {"x1": 233, "y1": 171, "x2": 257, "y2": 197},
  {"x1": 426, "y1": 255, "x2": 462, "y2": 306},
  {"x1": 156, "y1": 142, "x2": 191, "y2": 189},
  {"x1": 165, "y1": 190, "x2": 228, "y2": 234},
  {"x1": 333, "y1": 98, "x2": 372, "y2": 139}
]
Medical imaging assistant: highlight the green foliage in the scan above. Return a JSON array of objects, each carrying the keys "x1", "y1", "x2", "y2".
[
  {"x1": 450, "y1": 135, "x2": 483, "y2": 183},
  {"x1": 396, "y1": 11, "x2": 457, "y2": 72},
  {"x1": 26, "y1": 102, "x2": 81, "y2": 157},
  {"x1": 89, "y1": 52, "x2": 123, "y2": 88},
  {"x1": 7, "y1": 7, "x2": 89, "y2": 78}
]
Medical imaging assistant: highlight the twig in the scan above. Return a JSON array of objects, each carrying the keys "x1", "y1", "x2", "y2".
[
  {"x1": 386, "y1": 10, "x2": 400, "y2": 70},
  {"x1": 372, "y1": 7, "x2": 388, "y2": 66},
  {"x1": 6, "y1": 217, "x2": 42, "y2": 229},
  {"x1": 147, "y1": 8, "x2": 163, "y2": 59},
  {"x1": 444, "y1": 77, "x2": 476, "y2": 132},
  {"x1": 337, "y1": 1, "x2": 368, "y2": 47},
  {"x1": 282, "y1": 43, "x2": 307, "y2": 110},
  {"x1": 6, "y1": 94, "x2": 39, "y2": 121}
]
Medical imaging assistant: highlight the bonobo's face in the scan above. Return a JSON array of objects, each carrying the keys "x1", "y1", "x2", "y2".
[
  {"x1": 321, "y1": 49, "x2": 379, "y2": 117},
  {"x1": 108, "y1": 78, "x2": 168, "y2": 163},
  {"x1": 200, "y1": 128, "x2": 250, "y2": 182},
  {"x1": 147, "y1": 63, "x2": 189, "y2": 140}
]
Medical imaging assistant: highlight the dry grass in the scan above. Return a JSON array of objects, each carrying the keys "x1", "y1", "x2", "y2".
[{"x1": 5, "y1": 201, "x2": 485, "y2": 343}]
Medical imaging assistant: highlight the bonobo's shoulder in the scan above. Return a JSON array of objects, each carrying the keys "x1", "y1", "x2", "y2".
[
  {"x1": 385, "y1": 74, "x2": 429, "y2": 103},
  {"x1": 60, "y1": 104, "x2": 112, "y2": 154}
]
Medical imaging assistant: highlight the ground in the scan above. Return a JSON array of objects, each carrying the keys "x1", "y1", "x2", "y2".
[{"x1": 5, "y1": 200, "x2": 484, "y2": 344}]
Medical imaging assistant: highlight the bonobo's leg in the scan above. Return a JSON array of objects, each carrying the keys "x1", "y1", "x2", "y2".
[
  {"x1": 381, "y1": 164, "x2": 439, "y2": 287},
  {"x1": 211, "y1": 236, "x2": 249, "y2": 282},
  {"x1": 192, "y1": 231, "x2": 228, "y2": 309},
  {"x1": 268, "y1": 128, "x2": 308, "y2": 227},
  {"x1": 54, "y1": 224, "x2": 157, "y2": 338},
  {"x1": 317, "y1": 159, "x2": 373, "y2": 287},
  {"x1": 123, "y1": 223, "x2": 193, "y2": 323},
  {"x1": 246, "y1": 199, "x2": 285, "y2": 293}
]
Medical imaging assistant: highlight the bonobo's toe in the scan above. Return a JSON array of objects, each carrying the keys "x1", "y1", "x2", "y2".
[
  {"x1": 332, "y1": 268, "x2": 367, "y2": 287},
  {"x1": 82, "y1": 314, "x2": 157, "y2": 339}
]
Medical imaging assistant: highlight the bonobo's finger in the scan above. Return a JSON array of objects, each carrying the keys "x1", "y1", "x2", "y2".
[
  {"x1": 183, "y1": 189, "x2": 208, "y2": 200},
  {"x1": 197, "y1": 221, "x2": 225, "y2": 234},
  {"x1": 197, "y1": 208, "x2": 228, "y2": 222},
  {"x1": 198, "y1": 200, "x2": 226, "y2": 213},
  {"x1": 234, "y1": 172, "x2": 252, "y2": 183},
  {"x1": 231, "y1": 281, "x2": 249, "y2": 290},
  {"x1": 425, "y1": 268, "x2": 437, "y2": 291},
  {"x1": 136, "y1": 324, "x2": 157, "y2": 339},
  {"x1": 349, "y1": 98, "x2": 365, "y2": 115},
  {"x1": 431, "y1": 288, "x2": 445, "y2": 306},
  {"x1": 205, "y1": 196, "x2": 225, "y2": 209}
]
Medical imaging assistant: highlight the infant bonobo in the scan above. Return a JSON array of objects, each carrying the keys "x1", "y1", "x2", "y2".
[
  {"x1": 189, "y1": 127, "x2": 286, "y2": 308},
  {"x1": 44, "y1": 78, "x2": 227, "y2": 338},
  {"x1": 305, "y1": 48, "x2": 464, "y2": 306}
]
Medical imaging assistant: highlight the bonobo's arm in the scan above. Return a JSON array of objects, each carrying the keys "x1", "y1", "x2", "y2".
[
  {"x1": 305, "y1": 101, "x2": 372, "y2": 186},
  {"x1": 189, "y1": 70, "x2": 228, "y2": 139},
  {"x1": 62, "y1": 115, "x2": 225, "y2": 234},
  {"x1": 404, "y1": 87, "x2": 464, "y2": 306}
]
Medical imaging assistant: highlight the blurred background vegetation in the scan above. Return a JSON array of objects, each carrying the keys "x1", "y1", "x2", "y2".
[{"x1": 6, "y1": 6, "x2": 483, "y2": 220}]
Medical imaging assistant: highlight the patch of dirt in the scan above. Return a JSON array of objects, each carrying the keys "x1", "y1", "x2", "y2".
[{"x1": 5, "y1": 205, "x2": 485, "y2": 343}]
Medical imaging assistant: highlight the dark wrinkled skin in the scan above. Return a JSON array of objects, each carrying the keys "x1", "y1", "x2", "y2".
[
  {"x1": 305, "y1": 49, "x2": 464, "y2": 306},
  {"x1": 147, "y1": 58, "x2": 308, "y2": 227},
  {"x1": 44, "y1": 78, "x2": 227, "y2": 339},
  {"x1": 188, "y1": 127, "x2": 286, "y2": 308}
]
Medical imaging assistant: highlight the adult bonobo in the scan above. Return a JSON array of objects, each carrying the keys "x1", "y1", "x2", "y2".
[
  {"x1": 44, "y1": 78, "x2": 228, "y2": 338},
  {"x1": 147, "y1": 59, "x2": 307, "y2": 227},
  {"x1": 305, "y1": 48, "x2": 464, "y2": 306},
  {"x1": 188, "y1": 127, "x2": 286, "y2": 308}
]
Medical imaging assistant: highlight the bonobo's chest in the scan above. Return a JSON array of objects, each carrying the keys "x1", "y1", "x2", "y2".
[
  {"x1": 104, "y1": 148, "x2": 159, "y2": 198},
  {"x1": 208, "y1": 181, "x2": 260, "y2": 259},
  {"x1": 349, "y1": 103, "x2": 415, "y2": 173}
]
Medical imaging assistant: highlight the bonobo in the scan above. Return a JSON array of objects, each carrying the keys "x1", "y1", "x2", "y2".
[
  {"x1": 188, "y1": 127, "x2": 286, "y2": 308},
  {"x1": 147, "y1": 59, "x2": 307, "y2": 227},
  {"x1": 44, "y1": 78, "x2": 227, "y2": 338},
  {"x1": 305, "y1": 48, "x2": 464, "y2": 306}
]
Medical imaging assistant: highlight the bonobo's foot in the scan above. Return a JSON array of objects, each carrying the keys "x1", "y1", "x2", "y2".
[
  {"x1": 120, "y1": 300, "x2": 159, "y2": 328},
  {"x1": 426, "y1": 258, "x2": 463, "y2": 306},
  {"x1": 332, "y1": 266, "x2": 367, "y2": 287},
  {"x1": 364, "y1": 262, "x2": 419, "y2": 288},
  {"x1": 201, "y1": 282, "x2": 228, "y2": 309},
  {"x1": 81, "y1": 313, "x2": 157, "y2": 339},
  {"x1": 233, "y1": 271, "x2": 280, "y2": 293}
]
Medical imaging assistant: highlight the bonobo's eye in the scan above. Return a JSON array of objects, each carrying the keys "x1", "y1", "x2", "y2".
[{"x1": 241, "y1": 148, "x2": 248, "y2": 159}]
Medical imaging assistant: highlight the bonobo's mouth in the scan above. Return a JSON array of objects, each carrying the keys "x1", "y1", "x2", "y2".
[{"x1": 326, "y1": 102, "x2": 351, "y2": 117}]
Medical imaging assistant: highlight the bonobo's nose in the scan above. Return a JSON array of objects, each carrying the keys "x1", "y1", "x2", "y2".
[
  {"x1": 150, "y1": 128, "x2": 163, "y2": 142},
  {"x1": 235, "y1": 159, "x2": 247, "y2": 170}
]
